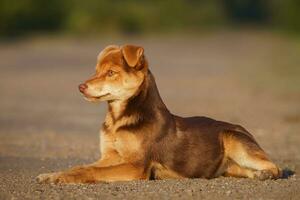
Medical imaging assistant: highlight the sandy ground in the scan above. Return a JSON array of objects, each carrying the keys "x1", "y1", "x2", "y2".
[{"x1": 0, "y1": 31, "x2": 300, "y2": 199}]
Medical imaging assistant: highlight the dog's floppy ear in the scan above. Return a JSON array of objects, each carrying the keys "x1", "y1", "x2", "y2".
[{"x1": 121, "y1": 45, "x2": 144, "y2": 68}]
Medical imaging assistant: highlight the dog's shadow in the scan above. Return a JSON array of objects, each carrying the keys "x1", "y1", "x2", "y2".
[{"x1": 281, "y1": 168, "x2": 295, "y2": 179}]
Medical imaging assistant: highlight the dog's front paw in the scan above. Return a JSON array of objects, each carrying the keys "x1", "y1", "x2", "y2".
[{"x1": 36, "y1": 172, "x2": 64, "y2": 184}]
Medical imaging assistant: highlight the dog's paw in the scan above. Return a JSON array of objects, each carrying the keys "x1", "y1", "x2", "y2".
[
  {"x1": 253, "y1": 170, "x2": 274, "y2": 180},
  {"x1": 36, "y1": 172, "x2": 62, "y2": 183}
]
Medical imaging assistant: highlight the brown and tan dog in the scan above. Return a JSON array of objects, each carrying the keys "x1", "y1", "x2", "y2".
[{"x1": 37, "y1": 44, "x2": 281, "y2": 183}]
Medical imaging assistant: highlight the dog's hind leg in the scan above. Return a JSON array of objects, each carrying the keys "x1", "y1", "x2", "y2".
[
  {"x1": 222, "y1": 131, "x2": 281, "y2": 180},
  {"x1": 224, "y1": 161, "x2": 257, "y2": 178}
]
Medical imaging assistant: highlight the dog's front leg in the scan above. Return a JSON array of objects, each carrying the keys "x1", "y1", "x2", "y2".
[{"x1": 37, "y1": 163, "x2": 146, "y2": 184}]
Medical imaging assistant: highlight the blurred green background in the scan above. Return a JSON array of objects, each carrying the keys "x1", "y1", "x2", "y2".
[{"x1": 0, "y1": 0, "x2": 300, "y2": 37}]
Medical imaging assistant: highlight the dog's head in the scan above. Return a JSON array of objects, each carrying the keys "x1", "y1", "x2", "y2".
[{"x1": 79, "y1": 44, "x2": 147, "y2": 102}]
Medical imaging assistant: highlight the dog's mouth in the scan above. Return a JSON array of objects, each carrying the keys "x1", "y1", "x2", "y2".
[{"x1": 83, "y1": 93, "x2": 110, "y2": 101}]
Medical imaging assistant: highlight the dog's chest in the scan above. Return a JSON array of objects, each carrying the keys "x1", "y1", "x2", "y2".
[{"x1": 100, "y1": 129, "x2": 143, "y2": 160}]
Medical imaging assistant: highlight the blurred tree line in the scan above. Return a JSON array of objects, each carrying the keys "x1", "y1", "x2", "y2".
[{"x1": 0, "y1": 0, "x2": 299, "y2": 37}]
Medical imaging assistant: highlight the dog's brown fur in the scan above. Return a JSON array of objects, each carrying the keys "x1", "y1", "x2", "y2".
[{"x1": 37, "y1": 44, "x2": 281, "y2": 183}]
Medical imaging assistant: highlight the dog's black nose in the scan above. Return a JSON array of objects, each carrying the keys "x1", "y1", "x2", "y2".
[{"x1": 79, "y1": 83, "x2": 88, "y2": 93}]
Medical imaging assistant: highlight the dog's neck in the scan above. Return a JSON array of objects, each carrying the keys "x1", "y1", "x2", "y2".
[{"x1": 104, "y1": 70, "x2": 171, "y2": 131}]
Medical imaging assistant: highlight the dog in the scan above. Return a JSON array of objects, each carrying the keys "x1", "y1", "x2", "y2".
[{"x1": 37, "y1": 44, "x2": 281, "y2": 183}]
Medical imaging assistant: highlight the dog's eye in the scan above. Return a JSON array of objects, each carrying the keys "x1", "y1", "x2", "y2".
[{"x1": 107, "y1": 70, "x2": 116, "y2": 77}]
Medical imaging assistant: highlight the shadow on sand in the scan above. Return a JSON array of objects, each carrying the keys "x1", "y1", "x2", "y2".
[{"x1": 281, "y1": 168, "x2": 295, "y2": 179}]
